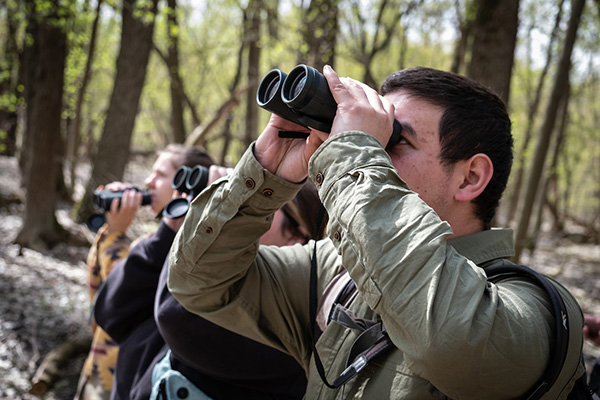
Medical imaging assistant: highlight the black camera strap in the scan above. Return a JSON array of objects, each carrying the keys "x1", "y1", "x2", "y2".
[{"x1": 309, "y1": 205, "x2": 337, "y2": 389}]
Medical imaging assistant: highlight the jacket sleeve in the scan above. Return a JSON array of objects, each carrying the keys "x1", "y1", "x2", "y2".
[
  {"x1": 95, "y1": 222, "x2": 176, "y2": 343},
  {"x1": 168, "y1": 144, "x2": 339, "y2": 370},
  {"x1": 308, "y1": 131, "x2": 555, "y2": 399}
]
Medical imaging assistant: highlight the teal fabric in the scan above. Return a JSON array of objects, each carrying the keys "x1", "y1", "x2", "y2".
[{"x1": 150, "y1": 350, "x2": 212, "y2": 400}]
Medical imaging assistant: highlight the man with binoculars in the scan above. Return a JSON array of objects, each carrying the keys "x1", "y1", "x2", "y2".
[{"x1": 168, "y1": 65, "x2": 586, "y2": 399}]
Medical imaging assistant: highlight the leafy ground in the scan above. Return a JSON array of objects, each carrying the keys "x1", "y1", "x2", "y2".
[{"x1": 1, "y1": 154, "x2": 600, "y2": 399}]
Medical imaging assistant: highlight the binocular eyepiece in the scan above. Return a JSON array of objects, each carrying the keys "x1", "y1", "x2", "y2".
[
  {"x1": 162, "y1": 165, "x2": 209, "y2": 219},
  {"x1": 257, "y1": 64, "x2": 402, "y2": 148},
  {"x1": 93, "y1": 187, "x2": 152, "y2": 211}
]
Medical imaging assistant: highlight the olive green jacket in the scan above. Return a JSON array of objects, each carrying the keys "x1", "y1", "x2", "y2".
[{"x1": 169, "y1": 132, "x2": 584, "y2": 399}]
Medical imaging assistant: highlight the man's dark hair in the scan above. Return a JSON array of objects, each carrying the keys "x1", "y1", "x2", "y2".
[
  {"x1": 161, "y1": 143, "x2": 214, "y2": 170},
  {"x1": 380, "y1": 67, "x2": 513, "y2": 229}
]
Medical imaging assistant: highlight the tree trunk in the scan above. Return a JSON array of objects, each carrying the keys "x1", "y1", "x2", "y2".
[
  {"x1": 75, "y1": 0, "x2": 159, "y2": 223},
  {"x1": 243, "y1": 0, "x2": 261, "y2": 149},
  {"x1": 361, "y1": 0, "x2": 407, "y2": 88},
  {"x1": 66, "y1": 0, "x2": 104, "y2": 196},
  {"x1": 19, "y1": 0, "x2": 42, "y2": 181},
  {"x1": 0, "y1": 1, "x2": 20, "y2": 157},
  {"x1": 15, "y1": 6, "x2": 69, "y2": 251},
  {"x1": 467, "y1": 0, "x2": 520, "y2": 105},
  {"x1": 533, "y1": 81, "x2": 570, "y2": 238},
  {"x1": 217, "y1": 35, "x2": 245, "y2": 163},
  {"x1": 450, "y1": 0, "x2": 475, "y2": 75},
  {"x1": 153, "y1": 44, "x2": 202, "y2": 129},
  {"x1": 513, "y1": 0, "x2": 586, "y2": 261},
  {"x1": 299, "y1": 0, "x2": 339, "y2": 71},
  {"x1": 166, "y1": 0, "x2": 186, "y2": 143},
  {"x1": 506, "y1": 0, "x2": 565, "y2": 224}
]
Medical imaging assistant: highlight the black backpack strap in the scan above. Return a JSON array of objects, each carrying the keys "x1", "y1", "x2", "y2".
[{"x1": 484, "y1": 264, "x2": 569, "y2": 400}]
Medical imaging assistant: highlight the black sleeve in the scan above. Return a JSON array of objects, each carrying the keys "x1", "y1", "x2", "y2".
[{"x1": 94, "y1": 222, "x2": 176, "y2": 343}]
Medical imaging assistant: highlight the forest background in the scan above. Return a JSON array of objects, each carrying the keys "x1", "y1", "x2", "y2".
[{"x1": 1, "y1": 0, "x2": 600, "y2": 398}]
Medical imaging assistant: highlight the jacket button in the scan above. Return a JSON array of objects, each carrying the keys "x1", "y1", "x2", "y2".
[
  {"x1": 245, "y1": 178, "x2": 255, "y2": 189},
  {"x1": 205, "y1": 227, "x2": 213, "y2": 234},
  {"x1": 262, "y1": 189, "x2": 274, "y2": 197},
  {"x1": 333, "y1": 231, "x2": 341, "y2": 241},
  {"x1": 315, "y1": 173, "x2": 324, "y2": 185}
]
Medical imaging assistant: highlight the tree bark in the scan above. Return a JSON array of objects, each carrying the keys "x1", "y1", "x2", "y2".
[
  {"x1": 450, "y1": 0, "x2": 476, "y2": 75},
  {"x1": 66, "y1": 0, "x2": 104, "y2": 195},
  {"x1": 506, "y1": 0, "x2": 565, "y2": 224},
  {"x1": 76, "y1": 0, "x2": 159, "y2": 223},
  {"x1": 0, "y1": 1, "x2": 21, "y2": 157},
  {"x1": 467, "y1": 0, "x2": 520, "y2": 105},
  {"x1": 243, "y1": 0, "x2": 261, "y2": 149},
  {"x1": 513, "y1": 0, "x2": 586, "y2": 261},
  {"x1": 185, "y1": 84, "x2": 251, "y2": 148},
  {"x1": 166, "y1": 0, "x2": 186, "y2": 143},
  {"x1": 533, "y1": 81, "x2": 569, "y2": 238},
  {"x1": 185, "y1": 23, "x2": 246, "y2": 153},
  {"x1": 15, "y1": 4, "x2": 69, "y2": 250},
  {"x1": 19, "y1": 0, "x2": 42, "y2": 180},
  {"x1": 153, "y1": 44, "x2": 202, "y2": 128}
]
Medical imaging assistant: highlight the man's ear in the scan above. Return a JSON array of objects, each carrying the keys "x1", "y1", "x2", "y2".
[{"x1": 455, "y1": 153, "x2": 493, "y2": 202}]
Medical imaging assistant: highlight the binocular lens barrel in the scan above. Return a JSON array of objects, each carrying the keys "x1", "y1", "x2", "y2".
[
  {"x1": 93, "y1": 188, "x2": 151, "y2": 211},
  {"x1": 172, "y1": 166, "x2": 191, "y2": 192},
  {"x1": 186, "y1": 166, "x2": 209, "y2": 194},
  {"x1": 281, "y1": 65, "x2": 336, "y2": 132},
  {"x1": 257, "y1": 69, "x2": 282, "y2": 106},
  {"x1": 257, "y1": 70, "x2": 305, "y2": 127}
]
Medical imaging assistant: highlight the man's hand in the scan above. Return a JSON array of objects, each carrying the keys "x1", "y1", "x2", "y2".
[
  {"x1": 255, "y1": 114, "x2": 324, "y2": 183},
  {"x1": 324, "y1": 65, "x2": 396, "y2": 147},
  {"x1": 105, "y1": 188, "x2": 142, "y2": 235}
]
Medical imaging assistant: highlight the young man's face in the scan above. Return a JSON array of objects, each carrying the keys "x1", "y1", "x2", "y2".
[
  {"x1": 384, "y1": 91, "x2": 460, "y2": 223},
  {"x1": 144, "y1": 152, "x2": 178, "y2": 214}
]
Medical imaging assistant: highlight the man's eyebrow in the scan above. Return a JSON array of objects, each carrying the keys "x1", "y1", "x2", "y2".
[{"x1": 399, "y1": 122, "x2": 417, "y2": 139}]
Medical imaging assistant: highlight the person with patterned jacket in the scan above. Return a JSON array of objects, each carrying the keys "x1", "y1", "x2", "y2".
[{"x1": 74, "y1": 144, "x2": 213, "y2": 400}]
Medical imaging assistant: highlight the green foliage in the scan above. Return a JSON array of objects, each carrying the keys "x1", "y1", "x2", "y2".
[
  {"x1": 6, "y1": 0, "x2": 597, "y2": 224},
  {"x1": 30, "y1": 0, "x2": 78, "y2": 31}
]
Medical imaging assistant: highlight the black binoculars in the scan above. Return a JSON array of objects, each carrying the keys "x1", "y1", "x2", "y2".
[
  {"x1": 162, "y1": 165, "x2": 209, "y2": 219},
  {"x1": 93, "y1": 187, "x2": 152, "y2": 211},
  {"x1": 87, "y1": 187, "x2": 152, "y2": 232},
  {"x1": 256, "y1": 64, "x2": 402, "y2": 149}
]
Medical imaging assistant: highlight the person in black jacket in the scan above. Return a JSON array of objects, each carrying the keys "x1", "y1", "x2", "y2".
[
  {"x1": 75, "y1": 144, "x2": 213, "y2": 400},
  {"x1": 94, "y1": 175, "x2": 326, "y2": 400}
]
